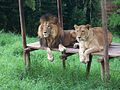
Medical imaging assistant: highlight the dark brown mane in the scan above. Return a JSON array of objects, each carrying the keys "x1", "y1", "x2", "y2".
[{"x1": 40, "y1": 14, "x2": 58, "y2": 24}]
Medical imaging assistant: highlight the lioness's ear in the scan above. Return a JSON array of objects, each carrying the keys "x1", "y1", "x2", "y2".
[
  {"x1": 74, "y1": 24, "x2": 78, "y2": 30},
  {"x1": 86, "y1": 24, "x2": 91, "y2": 30}
]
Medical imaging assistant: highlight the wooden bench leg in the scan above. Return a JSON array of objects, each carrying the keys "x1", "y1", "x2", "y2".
[
  {"x1": 24, "y1": 50, "x2": 30, "y2": 72},
  {"x1": 20, "y1": 50, "x2": 30, "y2": 79},
  {"x1": 60, "y1": 52, "x2": 74, "y2": 69},
  {"x1": 60, "y1": 52, "x2": 67, "y2": 68},
  {"x1": 86, "y1": 54, "x2": 92, "y2": 78},
  {"x1": 104, "y1": 57, "x2": 110, "y2": 81},
  {"x1": 100, "y1": 60, "x2": 105, "y2": 80}
]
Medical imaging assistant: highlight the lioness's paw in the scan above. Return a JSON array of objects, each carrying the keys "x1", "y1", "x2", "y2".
[
  {"x1": 84, "y1": 60, "x2": 89, "y2": 64},
  {"x1": 80, "y1": 59, "x2": 84, "y2": 63},
  {"x1": 73, "y1": 43, "x2": 79, "y2": 48},
  {"x1": 84, "y1": 58, "x2": 89, "y2": 64},
  {"x1": 59, "y1": 44, "x2": 66, "y2": 52},
  {"x1": 79, "y1": 54, "x2": 86, "y2": 63},
  {"x1": 46, "y1": 48, "x2": 54, "y2": 61},
  {"x1": 80, "y1": 54, "x2": 85, "y2": 60}
]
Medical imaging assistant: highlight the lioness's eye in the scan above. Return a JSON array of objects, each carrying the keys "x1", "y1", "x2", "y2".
[
  {"x1": 82, "y1": 31, "x2": 84, "y2": 32},
  {"x1": 76, "y1": 30, "x2": 78, "y2": 32},
  {"x1": 48, "y1": 26, "x2": 50, "y2": 28}
]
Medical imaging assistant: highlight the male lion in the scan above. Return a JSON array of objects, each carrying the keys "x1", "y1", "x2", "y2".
[
  {"x1": 73, "y1": 24, "x2": 112, "y2": 63},
  {"x1": 38, "y1": 14, "x2": 76, "y2": 61}
]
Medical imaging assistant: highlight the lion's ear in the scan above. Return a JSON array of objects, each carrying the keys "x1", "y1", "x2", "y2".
[
  {"x1": 86, "y1": 24, "x2": 91, "y2": 30},
  {"x1": 74, "y1": 24, "x2": 78, "y2": 30},
  {"x1": 40, "y1": 18, "x2": 45, "y2": 24},
  {"x1": 50, "y1": 16, "x2": 58, "y2": 24}
]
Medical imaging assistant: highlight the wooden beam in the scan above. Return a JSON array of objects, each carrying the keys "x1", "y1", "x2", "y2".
[
  {"x1": 18, "y1": 0, "x2": 27, "y2": 48},
  {"x1": 57, "y1": 0, "x2": 63, "y2": 29},
  {"x1": 101, "y1": 0, "x2": 110, "y2": 80}
]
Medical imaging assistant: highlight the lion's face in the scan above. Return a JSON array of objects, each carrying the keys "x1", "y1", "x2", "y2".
[
  {"x1": 74, "y1": 24, "x2": 91, "y2": 42},
  {"x1": 38, "y1": 21, "x2": 59, "y2": 38},
  {"x1": 41, "y1": 22, "x2": 52, "y2": 38}
]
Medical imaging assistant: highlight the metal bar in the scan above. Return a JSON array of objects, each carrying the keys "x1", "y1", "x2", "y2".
[
  {"x1": 57, "y1": 0, "x2": 63, "y2": 29},
  {"x1": 18, "y1": 0, "x2": 27, "y2": 48},
  {"x1": 101, "y1": 0, "x2": 110, "y2": 80}
]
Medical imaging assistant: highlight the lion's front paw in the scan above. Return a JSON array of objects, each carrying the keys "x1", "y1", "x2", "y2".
[
  {"x1": 73, "y1": 43, "x2": 79, "y2": 48},
  {"x1": 47, "y1": 48, "x2": 54, "y2": 61},
  {"x1": 59, "y1": 44, "x2": 66, "y2": 52}
]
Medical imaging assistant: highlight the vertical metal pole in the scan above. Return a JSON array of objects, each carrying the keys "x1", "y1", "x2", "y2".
[
  {"x1": 57, "y1": 0, "x2": 63, "y2": 29},
  {"x1": 18, "y1": 0, "x2": 27, "y2": 49},
  {"x1": 101, "y1": 0, "x2": 110, "y2": 80}
]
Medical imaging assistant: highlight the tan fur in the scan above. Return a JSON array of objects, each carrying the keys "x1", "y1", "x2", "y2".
[
  {"x1": 74, "y1": 24, "x2": 112, "y2": 63},
  {"x1": 38, "y1": 14, "x2": 76, "y2": 61}
]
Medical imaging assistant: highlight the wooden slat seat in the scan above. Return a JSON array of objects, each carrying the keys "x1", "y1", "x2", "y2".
[{"x1": 27, "y1": 42, "x2": 120, "y2": 57}]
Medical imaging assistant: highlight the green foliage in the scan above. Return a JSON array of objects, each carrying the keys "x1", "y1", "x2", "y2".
[
  {"x1": 0, "y1": 32, "x2": 120, "y2": 90},
  {"x1": 25, "y1": 0, "x2": 36, "y2": 11},
  {"x1": 62, "y1": 0, "x2": 100, "y2": 29},
  {"x1": 108, "y1": 0, "x2": 120, "y2": 35},
  {"x1": 0, "y1": 0, "x2": 100, "y2": 36},
  {"x1": 109, "y1": 13, "x2": 120, "y2": 27},
  {"x1": 113, "y1": 0, "x2": 120, "y2": 5}
]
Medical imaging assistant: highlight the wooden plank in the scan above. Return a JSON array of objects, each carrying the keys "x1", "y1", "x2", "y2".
[{"x1": 27, "y1": 42, "x2": 120, "y2": 57}]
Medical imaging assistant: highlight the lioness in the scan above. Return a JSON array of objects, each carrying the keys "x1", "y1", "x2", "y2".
[
  {"x1": 73, "y1": 24, "x2": 112, "y2": 63},
  {"x1": 38, "y1": 14, "x2": 76, "y2": 61}
]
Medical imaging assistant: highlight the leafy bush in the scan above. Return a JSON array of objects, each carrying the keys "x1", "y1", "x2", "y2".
[
  {"x1": 108, "y1": 0, "x2": 120, "y2": 35},
  {"x1": 0, "y1": 0, "x2": 100, "y2": 36}
]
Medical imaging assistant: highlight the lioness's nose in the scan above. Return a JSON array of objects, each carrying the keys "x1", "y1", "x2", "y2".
[{"x1": 78, "y1": 37, "x2": 81, "y2": 39}]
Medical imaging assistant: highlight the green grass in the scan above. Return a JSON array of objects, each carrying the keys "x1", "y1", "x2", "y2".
[{"x1": 0, "y1": 32, "x2": 120, "y2": 90}]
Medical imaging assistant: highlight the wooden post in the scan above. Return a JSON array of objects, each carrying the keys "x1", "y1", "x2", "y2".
[
  {"x1": 18, "y1": 0, "x2": 27, "y2": 49},
  {"x1": 101, "y1": 0, "x2": 110, "y2": 80},
  {"x1": 18, "y1": 0, "x2": 30, "y2": 71},
  {"x1": 57, "y1": 0, "x2": 63, "y2": 29},
  {"x1": 86, "y1": 54, "x2": 92, "y2": 78},
  {"x1": 101, "y1": 60, "x2": 105, "y2": 80}
]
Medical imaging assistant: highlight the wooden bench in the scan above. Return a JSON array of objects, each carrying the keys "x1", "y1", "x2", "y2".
[
  {"x1": 18, "y1": 0, "x2": 120, "y2": 80},
  {"x1": 25, "y1": 41, "x2": 120, "y2": 79}
]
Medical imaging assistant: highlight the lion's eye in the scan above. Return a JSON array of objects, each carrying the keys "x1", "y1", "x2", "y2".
[{"x1": 82, "y1": 31, "x2": 84, "y2": 32}]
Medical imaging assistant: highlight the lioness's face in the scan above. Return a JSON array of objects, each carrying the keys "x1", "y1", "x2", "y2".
[{"x1": 74, "y1": 25, "x2": 90, "y2": 42}]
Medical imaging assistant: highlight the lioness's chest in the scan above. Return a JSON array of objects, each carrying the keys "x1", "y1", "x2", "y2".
[{"x1": 84, "y1": 41, "x2": 91, "y2": 49}]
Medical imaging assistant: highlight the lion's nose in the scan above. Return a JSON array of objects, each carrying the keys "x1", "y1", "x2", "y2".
[{"x1": 44, "y1": 32, "x2": 47, "y2": 33}]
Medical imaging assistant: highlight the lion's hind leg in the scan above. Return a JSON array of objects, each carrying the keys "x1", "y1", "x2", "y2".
[{"x1": 73, "y1": 43, "x2": 79, "y2": 48}]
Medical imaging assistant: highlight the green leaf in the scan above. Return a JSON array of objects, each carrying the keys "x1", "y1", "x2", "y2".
[{"x1": 25, "y1": 0, "x2": 36, "y2": 11}]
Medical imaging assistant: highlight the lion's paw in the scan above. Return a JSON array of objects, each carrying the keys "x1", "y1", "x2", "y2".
[
  {"x1": 59, "y1": 44, "x2": 66, "y2": 52},
  {"x1": 46, "y1": 48, "x2": 54, "y2": 61}
]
